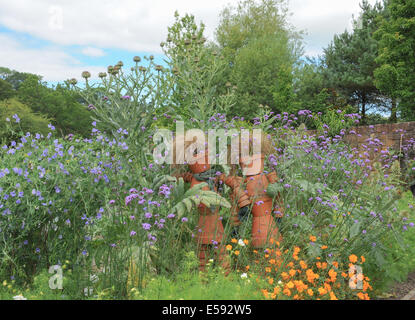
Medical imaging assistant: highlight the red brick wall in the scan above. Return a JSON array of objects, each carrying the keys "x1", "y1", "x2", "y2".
[{"x1": 343, "y1": 122, "x2": 415, "y2": 152}]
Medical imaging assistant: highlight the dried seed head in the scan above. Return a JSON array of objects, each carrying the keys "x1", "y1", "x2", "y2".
[
  {"x1": 81, "y1": 71, "x2": 91, "y2": 79},
  {"x1": 225, "y1": 82, "x2": 232, "y2": 88},
  {"x1": 98, "y1": 72, "x2": 107, "y2": 78},
  {"x1": 155, "y1": 65, "x2": 163, "y2": 72},
  {"x1": 107, "y1": 65, "x2": 114, "y2": 73},
  {"x1": 139, "y1": 66, "x2": 147, "y2": 72},
  {"x1": 133, "y1": 56, "x2": 141, "y2": 63},
  {"x1": 70, "y1": 78, "x2": 77, "y2": 85},
  {"x1": 116, "y1": 61, "x2": 123, "y2": 67}
]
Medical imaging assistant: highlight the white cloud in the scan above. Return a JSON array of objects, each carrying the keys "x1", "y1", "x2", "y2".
[
  {"x1": 81, "y1": 47, "x2": 106, "y2": 57},
  {"x1": 0, "y1": 0, "x2": 381, "y2": 79},
  {"x1": 0, "y1": 34, "x2": 105, "y2": 82}
]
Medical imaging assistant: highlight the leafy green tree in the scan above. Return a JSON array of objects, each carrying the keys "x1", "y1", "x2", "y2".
[
  {"x1": 17, "y1": 75, "x2": 92, "y2": 136},
  {"x1": 0, "y1": 67, "x2": 31, "y2": 90},
  {"x1": 292, "y1": 58, "x2": 333, "y2": 114},
  {"x1": 323, "y1": 1, "x2": 386, "y2": 123},
  {"x1": 215, "y1": 0, "x2": 303, "y2": 118},
  {"x1": 0, "y1": 78, "x2": 15, "y2": 101},
  {"x1": 374, "y1": 0, "x2": 415, "y2": 121}
]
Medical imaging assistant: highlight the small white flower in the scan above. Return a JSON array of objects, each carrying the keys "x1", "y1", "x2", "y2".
[
  {"x1": 238, "y1": 239, "x2": 246, "y2": 247},
  {"x1": 241, "y1": 273, "x2": 248, "y2": 279},
  {"x1": 13, "y1": 294, "x2": 27, "y2": 300}
]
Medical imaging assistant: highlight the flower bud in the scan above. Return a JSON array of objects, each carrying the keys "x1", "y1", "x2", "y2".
[
  {"x1": 139, "y1": 66, "x2": 147, "y2": 72},
  {"x1": 155, "y1": 65, "x2": 163, "y2": 72},
  {"x1": 98, "y1": 72, "x2": 107, "y2": 78},
  {"x1": 149, "y1": 55, "x2": 154, "y2": 60},
  {"x1": 81, "y1": 71, "x2": 91, "y2": 79},
  {"x1": 133, "y1": 56, "x2": 141, "y2": 63}
]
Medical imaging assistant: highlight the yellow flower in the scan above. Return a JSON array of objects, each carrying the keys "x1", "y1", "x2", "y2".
[
  {"x1": 226, "y1": 244, "x2": 232, "y2": 251},
  {"x1": 231, "y1": 238, "x2": 238, "y2": 244},
  {"x1": 307, "y1": 289, "x2": 314, "y2": 296},
  {"x1": 286, "y1": 281, "x2": 295, "y2": 289},
  {"x1": 309, "y1": 235, "x2": 316, "y2": 242},
  {"x1": 234, "y1": 250, "x2": 240, "y2": 256},
  {"x1": 243, "y1": 239, "x2": 249, "y2": 245}
]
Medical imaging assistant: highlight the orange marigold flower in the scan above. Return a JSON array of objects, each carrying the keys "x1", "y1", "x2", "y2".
[
  {"x1": 246, "y1": 265, "x2": 250, "y2": 271},
  {"x1": 262, "y1": 289, "x2": 269, "y2": 299},
  {"x1": 234, "y1": 250, "x2": 240, "y2": 256},
  {"x1": 321, "y1": 262, "x2": 327, "y2": 270},
  {"x1": 329, "y1": 291, "x2": 338, "y2": 300},
  {"x1": 318, "y1": 287, "x2": 327, "y2": 295},
  {"x1": 286, "y1": 281, "x2": 295, "y2": 289},
  {"x1": 300, "y1": 260, "x2": 308, "y2": 269},
  {"x1": 265, "y1": 267, "x2": 271, "y2": 273},
  {"x1": 349, "y1": 254, "x2": 358, "y2": 263},
  {"x1": 283, "y1": 288, "x2": 291, "y2": 296},
  {"x1": 226, "y1": 244, "x2": 232, "y2": 251},
  {"x1": 293, "y1": 294, "x2": 300, "y2": 300},
  {"x1": 273, "y1": 286, "x2": 281, "y2": 295},
  {"x1": 361, "y1": 255, "x2": 365, "y2": 263},
  {"x1": 309, "y1": 235, "x2": 316, "y2": 242},
  {"x1": 268, "y1": 278, "x2": 274, "y2": 285},
  {"x1": 281, "y1": 272, "x2": 290, "y2": 280},
  {"x1": 231, "y1": 238, "x2": 238, "y2": 243},
  {"x1": 243, "y1": 239, "x2": 249, "y2": 245},
  {"x1": 316, "y1": 262, "x2": 322, "y2": 269},
  {"x1": 328, "y1": 269, "x2": 337, "y2": 282},
  {"x1": 321, "y1": 245, "x2": 328, "y2": 250},
  {"x1": 307, "y1": 289, "x2": 314, "y2": 296},
  {"x1": 269, "y1": 259, "x2": 276, "y2": 265},
  {"x1": 287, "y1": 262, "x2": 294, "y2": 268},
  {"x1": 332, "y1": 261, "x2": 339, "y2": 269},
  {"x1": 289, "y1": 269, "x2": 296, "y2": 277}
]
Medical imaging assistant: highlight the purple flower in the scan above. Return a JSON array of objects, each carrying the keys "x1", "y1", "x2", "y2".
[
  {"x1": 181, "y1": 217, "x2": 188, "y2": 222},
  {"x1": 142, "y1": 223, "x2": 151, "y2": 230},
  {"x1": 130, "y1": 230, "x2": 137, "y2": 236}
]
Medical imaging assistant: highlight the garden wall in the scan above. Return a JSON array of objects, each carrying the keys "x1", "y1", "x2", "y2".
[{"x1": 343, "y1": 121, "x2": 415, "y2": 152}]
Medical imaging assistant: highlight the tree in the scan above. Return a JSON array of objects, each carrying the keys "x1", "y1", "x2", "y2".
[
  {"x1": 215, "y1": 0, "x2": 303, "y2": 118},
  {"x1": 0, "y1": 67, "x2": 31, "y2": 90},
  {"x1": 292, "y1": 57, "x2": 334, "y2": 114},
  {"x1": 17, "y1": 75, "x2": 92, "y2": 136},
  {"x1": 374, "y1": 0, "x2": 415, "y2": 121},
  {"x1": 0, "y1": 78, "x2": 15, "y2": 101},
  {"x1": 323, "y1": 1, "x2": 386, "y2": 123}
]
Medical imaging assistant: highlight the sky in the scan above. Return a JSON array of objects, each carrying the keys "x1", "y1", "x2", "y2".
[{"x1": 0, "y1": 0, "x2": 379, "y2": 82}]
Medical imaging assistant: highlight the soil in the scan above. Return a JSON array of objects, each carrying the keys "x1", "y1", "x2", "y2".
[{"x1": 382, "y1": 271, "x2": 415, "y2": 300}]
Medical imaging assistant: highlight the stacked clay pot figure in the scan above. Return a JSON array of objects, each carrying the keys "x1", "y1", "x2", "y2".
[{"x1": 177, "y1": 150, "x2": 229, "y2": 271}]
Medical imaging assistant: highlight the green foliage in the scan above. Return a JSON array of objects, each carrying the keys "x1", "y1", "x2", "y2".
[
  {"x1": 215, "y1": 0, "x2": 302, "y2": 118},
  {"x1": 0, "y1": 79, "x2": 15, "y2": 101},
  {"x1": 374, "y1": 0, "x2": 415, "y2": 121},
  {"x1": 0, "y1": 98, "x2": 49, "y2": 142},
  {"x1": 323, "y1": 1, "x2": 385, "y2": 123},
  {"x1": 163, "y1": 12, "x2": 236, "y2": 130},
  {"x1": 17, "y1": 75, "x2": 92, "y2": 137}
]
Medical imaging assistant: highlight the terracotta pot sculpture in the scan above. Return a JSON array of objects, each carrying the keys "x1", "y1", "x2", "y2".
[
  {"x1": 219, "y1": 153, "x2": 283, "y2": 248},
  {"x1": 177, "y1": 150, "x2": 229, "y2": 272}
]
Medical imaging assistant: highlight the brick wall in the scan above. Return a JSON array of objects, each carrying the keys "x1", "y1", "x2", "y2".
[{"x1": 342, "y1": 121, "x2": 415, "y2": 153}]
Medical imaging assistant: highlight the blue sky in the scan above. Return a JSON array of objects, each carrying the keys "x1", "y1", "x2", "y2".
[{"x1": 0, "y1": 0, "x2": 378, "y2": 83}]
